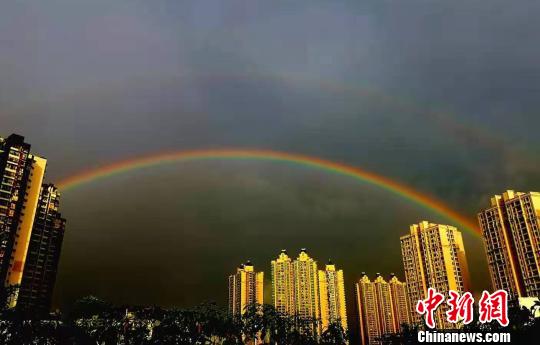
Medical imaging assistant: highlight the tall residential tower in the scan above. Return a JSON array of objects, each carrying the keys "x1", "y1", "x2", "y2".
[
  {"x1": 355, "y1": 273, "x2": 409, "y2": 345},
  {"x1": 400, "y1": 221, "x2": 470, "y2": 329},
  {"x1": 388, "y1": 274, "x2": 410, "y2": 329},
  {"x1": 17, "y1": 184, "x2": 66, "y2": 313},
  {"x1": 318, "y1": 260, "x2": 347, "y2": 332},
  {"x1": 272, "y1": 249, "x2": 345, "y2": 336},
  {"x1": 0, "y1": 134, "x2": 47, "y2": 308},
  {"x1": 228, "y1": 261, "x2": 264, "y2": 316},
  {"x1": 292, "y1": 249, "x2": 320, "y2": 326},
  {"x1": 0, "y1": 134, "x2": 65, "y2": 312},
  {"x1": 478, "y1": 190, "x2": 540, "y2": 298},
  {"x1": 271, "y1": 250, "x2": 295, "y2": 315}
]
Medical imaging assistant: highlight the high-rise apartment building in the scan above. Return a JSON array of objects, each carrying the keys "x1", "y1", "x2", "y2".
[
  {"x1": 0, "y1": 134, "x2": 65, "y2": 313},
  {"x1": 355, "y1": 273, "x2": 409, "y2": 345},
  {"x1": 356, "y1": 274, "x2": 379, "y2": 345},
  {"x1": 318, "y1": 260, "x2": 347, "y2": 332},
  {"x1": 388, "y1": 274, "x2": 410, "y2": 329},
  {"x1": 400, "y1": 221, "x2": 470, "y2": 329},
  {"x1": 17, "y1": 185, "x2": 66, "y2": 313},
  {"x1": 0, "y1": 134, "x2": 47, "y2": 308},
  {"x1": 292, "y1": 249, "x2": 320, "y2": 325},
  {"x1": 228, "y1": 261, "x2": 264, "y2": 316},
  {"x1": 478, "y1": 190, "x2": 540, "y2": 298},
  {"x1": 271, "y1": 249, "x2": 295, "y2": 315},
  {"x1": 271, "y1": 249, "x2": 330, "y2": 336}
]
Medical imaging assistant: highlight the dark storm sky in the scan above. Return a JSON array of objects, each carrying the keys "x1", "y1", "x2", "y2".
[{"x1": 1, "y1": 0, "x2": 539, "y2": 310}]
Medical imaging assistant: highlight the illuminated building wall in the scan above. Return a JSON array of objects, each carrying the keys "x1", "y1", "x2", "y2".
[
  {"x1": 318, "y1": 260, "x2": 347, "y2": 332},
  {"x1": 479, "y1": 190, "x2": 540, "y2": 298},
  {"x1": 0, "y1": 134, "x2": 47, "y2": 308},
  {"x1": 17, "y1": 184, "x2": 65, "y2": 313},
  {"x1": 355, "y1": 273, "x2": 409, "y2": 345},
  {"x1": 400, "y1": 221, "x2": 470, "y2": 329},
  {"x1": 228, "y1": 261, "x2": 264, "y2": 315}
]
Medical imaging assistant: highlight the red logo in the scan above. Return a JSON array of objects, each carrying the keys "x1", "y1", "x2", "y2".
[
  {"x1": 478, "y1": 290, "x2": 509, "y2": 327},
  {"x1": 416, "y1": 287, "x2": 445, "y2": 329},
  {"x1": 446, "y1": 290, "x2": 474, "y2": 325},
  {"x1": 416, "y1": 289, "x2": 509, "y2": 328}
]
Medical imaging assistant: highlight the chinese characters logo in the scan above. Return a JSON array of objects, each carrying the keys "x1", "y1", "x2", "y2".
[{"x1": 416, "y1": 288, "x2": 509, "y2": 328}]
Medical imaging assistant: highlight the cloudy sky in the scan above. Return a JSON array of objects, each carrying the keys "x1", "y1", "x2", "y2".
[{"x1": 1, "y1": 0, "x2": 539, "y2": 311}]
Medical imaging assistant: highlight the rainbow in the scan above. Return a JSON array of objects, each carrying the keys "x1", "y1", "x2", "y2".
[{"x1": 57, "y1": 149, "x2": 480, "y2": 236}]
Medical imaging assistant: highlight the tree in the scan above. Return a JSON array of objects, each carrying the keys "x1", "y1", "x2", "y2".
[
  {"x1": 242, "y1": 303, "x2": 264, "y2": 344},
  {"x1": 320, "y1": 322, "x2": 348, "y2": 345}
]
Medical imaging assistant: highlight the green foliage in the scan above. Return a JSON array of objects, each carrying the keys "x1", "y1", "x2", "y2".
[
  {"x1": 320, "y1": 323, "x2": 347, "y2": 345},
  {"x1": 0, "y1": 297, "x2": 349, "y2": 344},
  {"x1": 8, "y1": 296, "x2": 540, "y2": 344}
]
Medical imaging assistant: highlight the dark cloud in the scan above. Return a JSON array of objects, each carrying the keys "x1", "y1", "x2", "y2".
[
  {"x1": 1, "y1": 0, "x2": 538, "y2": 311},
  {"x1": 53, "y1": 163, "x2": 487, "y2": 311}
]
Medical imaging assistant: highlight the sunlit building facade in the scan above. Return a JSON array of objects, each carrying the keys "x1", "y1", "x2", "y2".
[
  {"x1": 292, "y1": 249, "x2": 320, "y2": 334},
  {"x1": 356, "y1": 274, "x2": 379, "y2": 345},
  {"x1": 271, "y1": 249, "x2": 321, "y2": 335},
  {"x1": 355, "y1": 273, "x2": 408, "y2": 345},
  {"x1": 373, "y1": 274, "x2": 395, "y2": 338},
  {"x1": 318, "y1": 260, "x2": 347, "y2": 332},
  {"x1": 0, "y1": 134, "x2": 47, "y2": 308},
  {"x1": 17, "y1": 184, "x2": 66, "y2": 313},
  {"x1": 228, "y1": 261, "x2": 264, "y2": 316},
  {"x1": 400, "y1": 221, "x2": 470, "y2": 329},
  {"x1": 388, "y1": 274, "x2": 410, "y2": 329},
  {"x1": 271, "y1": 250, "x2": 295, "y2": 315},
  {"x1": 478, "y1": 190, "x2": 540, "y2": 298}
]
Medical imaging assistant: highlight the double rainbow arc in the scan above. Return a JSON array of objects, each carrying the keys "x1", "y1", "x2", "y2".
[{"x1": 57, "y1": 149, "x2": 480, "y2": 236}]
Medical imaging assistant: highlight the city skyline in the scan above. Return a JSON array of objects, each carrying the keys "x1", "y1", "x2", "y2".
[
  {"x1": 224, "y1": 198, "x2": 540, "y2": 341},
  {"x1": 12, "y1": 131, "x2": 494, "y2": 310},
  {"x1": 0, "y1": 135, "x2": 532, "y2": 306},
  {"x1": 0, "y1": 134, "x2": 538, "y2": 306},
  {"x1": 2, "y1": 132, "x2": 540, "y2": 344}
]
